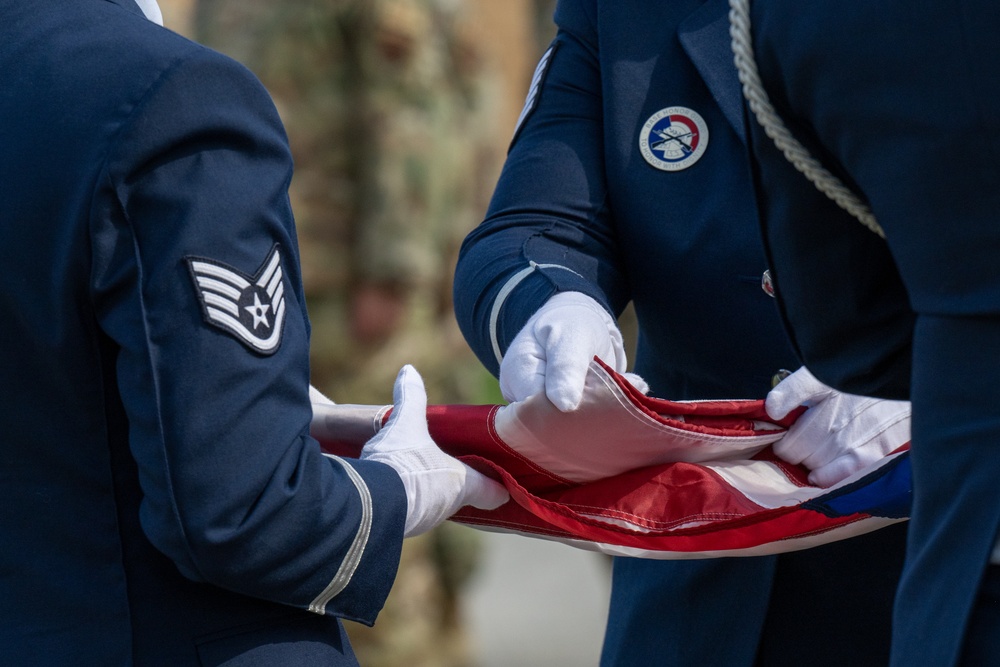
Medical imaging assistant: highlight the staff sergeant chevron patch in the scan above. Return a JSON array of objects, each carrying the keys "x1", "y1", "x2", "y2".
[{"x1": 186, "y1": 245, "x2": 287, "y2": 354}]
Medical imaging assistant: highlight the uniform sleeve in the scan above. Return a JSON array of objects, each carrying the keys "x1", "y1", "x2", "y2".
[
  {"x1": 453, "y1": 0, "x2": 628, "y2": 375},
  {"x1": 89, "y1": 45, "x2": 406, "y2": 624}
]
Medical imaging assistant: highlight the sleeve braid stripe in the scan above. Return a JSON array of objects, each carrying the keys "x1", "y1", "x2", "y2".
[
  {"x1": 489, "y1": 261, "x2": 584, "y2": 365},
  {"x1": 308, "y1": 455, "x2": 373, "y2": 614}
]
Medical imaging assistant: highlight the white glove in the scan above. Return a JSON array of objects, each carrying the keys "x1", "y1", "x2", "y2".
[
  {"x1": 361, "y1": 365, "x2": 510, "y2": 537},
  {"x1": 500, "y1": 292, "x2": 648, "y2": 411},
  {"x1": 766, "y1": 367, "x2": 911, "y2": 487}
]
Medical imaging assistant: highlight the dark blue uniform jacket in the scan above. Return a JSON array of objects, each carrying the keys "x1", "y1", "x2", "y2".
[
  {"x1": 0, "y1": 1, "x2": 406, "y2": 664},
  {"x1": 454, "y1": 0, "x2": 906, "y2": 664},
  {"x1": 746, "y1": 1, "x2": 1000, "y2": 664}
]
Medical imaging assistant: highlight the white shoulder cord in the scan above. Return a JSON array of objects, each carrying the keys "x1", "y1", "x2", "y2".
[{"x1": 728, "y1": 0, "x2": 885, "y2": 238}]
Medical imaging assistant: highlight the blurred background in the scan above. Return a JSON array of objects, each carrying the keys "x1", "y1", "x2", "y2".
[{"x1": 155, "y1": 1, "x2": 612, "y2": 665}]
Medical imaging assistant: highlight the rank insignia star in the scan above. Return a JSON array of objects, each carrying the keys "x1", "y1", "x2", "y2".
[{"x1": 186, "y1": 245, "x2": 287, "y2": 354}]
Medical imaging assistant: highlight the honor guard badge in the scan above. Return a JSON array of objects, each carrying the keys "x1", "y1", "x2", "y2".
[
  {"x1": 187, "y1": 245, "x2": 287, "y2": 354},
  {"x1": 639, "y1": 106, "x2": 709, "y2": 171}
]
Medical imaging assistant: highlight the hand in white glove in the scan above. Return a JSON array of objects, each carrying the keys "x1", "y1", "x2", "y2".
[
  {"x1": 766, "y1": 367, "x2": 911, "y2": 487},
  {"x1": 361, "y1": 365, "x2": 510, "y2": 537},
  {"x1": 500, "y1": 292, "x2": 648, "y2": 411}
]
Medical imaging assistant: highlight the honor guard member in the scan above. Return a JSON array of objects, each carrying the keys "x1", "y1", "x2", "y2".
[
  {"x1": 734, "y1": 0, "x2": 1000, "y2": 664},
  {"x1": 454, "y1": 0, "x2": 911, "y2": 665},
  {"x1": 0, "y1": 1, "x2": 506, "y2": 664}
]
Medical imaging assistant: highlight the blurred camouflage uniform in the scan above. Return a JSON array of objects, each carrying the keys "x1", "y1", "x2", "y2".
[
  {"x1": 192, "y1": 0, "x2": 504, "y2": 665},
  {"x1": 534, "y1": 0, "x2": 558, "y2": 45}
]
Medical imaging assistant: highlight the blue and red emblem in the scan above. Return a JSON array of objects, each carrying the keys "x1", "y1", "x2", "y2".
[{"x1": 639, "y1": 106, "x2": 709, "y2": 172}]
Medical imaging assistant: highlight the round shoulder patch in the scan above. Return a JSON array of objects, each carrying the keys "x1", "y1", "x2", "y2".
[{"x1": 639, "y1": 106, "x2": 709, "y2": 172}]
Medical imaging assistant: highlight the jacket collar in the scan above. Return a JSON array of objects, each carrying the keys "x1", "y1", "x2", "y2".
[{"x1": 678, "y1": 0, "x2": 746, "y2": 144}]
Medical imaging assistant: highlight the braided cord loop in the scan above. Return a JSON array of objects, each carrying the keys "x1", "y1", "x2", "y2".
[{"x1": 729, "y1": 0, "x2": 885, "y2": 238}]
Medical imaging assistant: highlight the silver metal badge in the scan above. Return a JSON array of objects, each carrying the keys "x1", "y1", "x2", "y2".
[
  {"x1": 639, "y1": 106, "x2": 709, "y2": 171},
  {"x1": 187, "y1": 245, "x2": 287, "y2": 355}
]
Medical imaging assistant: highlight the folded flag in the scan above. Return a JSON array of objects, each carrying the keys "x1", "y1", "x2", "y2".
[{"x1": 311, "y1": 359, "x2": 910, "y2": 559}]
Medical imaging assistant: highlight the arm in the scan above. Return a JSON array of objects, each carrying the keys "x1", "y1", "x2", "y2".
[
  {"x1": 92, "y1": 47, "x2": 405, "y2": 622},
  {"x1": 453, "y1": 0, "x2": 628, "y2": 378}
]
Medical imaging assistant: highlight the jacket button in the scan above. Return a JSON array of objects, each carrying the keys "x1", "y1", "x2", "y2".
[{"x1": 761, "y1": 270, "x2": 775, "y2": 297}]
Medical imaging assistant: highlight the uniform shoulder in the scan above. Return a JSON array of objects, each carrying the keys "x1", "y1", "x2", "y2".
[
  {"x1": 114, "y1": 20, "x2": 259, "y2": 96},
  {"x1": 24, "y1": 1, "x2": 263, "y2": 110},
  {"x1": 554, "y1": 0, "x2": 599, "y2": 36}
]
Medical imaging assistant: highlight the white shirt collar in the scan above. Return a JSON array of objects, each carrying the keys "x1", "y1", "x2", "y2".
[{"x1": 133, "y1": 0, "x2": 163, "y2": 25}]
